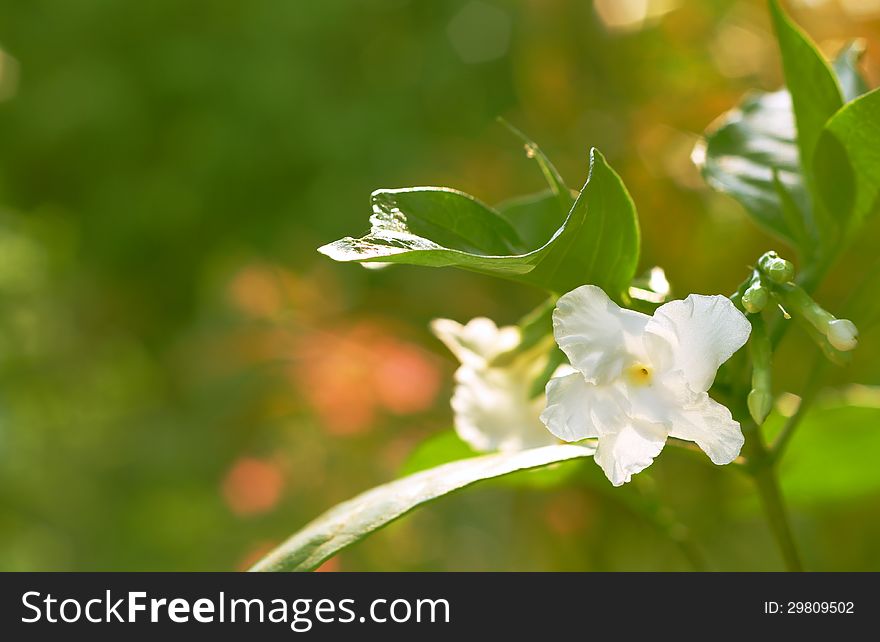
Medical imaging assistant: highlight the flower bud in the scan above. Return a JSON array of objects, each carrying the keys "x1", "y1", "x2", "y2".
[
  {"x1": 742, "y1": 283, "x2": 768, "y2": 314},
  {"x1": 748, "y1": 315, "x2": 772, "y2": 425},
  {"x1": 748, "y1": 389, "x2": 772, "y2": 426},
  {"x1": 758, "y1": 251, "x2": 794, "y2": 284},
  {"x1": 775, "y1": 283, "x2": 833, "y2": 334},
  {"x1": 826, "y1": 319, "x2": 858, "y2": 352}
]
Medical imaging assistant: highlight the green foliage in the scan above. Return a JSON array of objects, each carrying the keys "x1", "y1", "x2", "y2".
[
  {"x1": 1, "y1": 0, "x2": 878, "y2": 574},
  {"x1": 400, "y1": 430, "x2": 583, "y2": 489},
  {"x1": 398, "y1": 430, "x2": 477, "y2": 476},
  {"x1": 699, "y1": 1, "x2": 873, "y2": 261},
  {"x1": 496, "y1": 190, "x2": 567, "y2": 251},
  {"x1": 250, "y1": 444, "x2": 595, "y2": 572},
  {"x1": 697, "y1": 89, "x2": 807, "y2": 247},
  {"x1": 768, "y1": 0, "x2": 843, "y2": 188},
  {"x1": 320, "y1": 148, "x2": 640, "y2": 298},
  {"x1": 814, "y1": 88, "x2": 880, "y2": 239}
]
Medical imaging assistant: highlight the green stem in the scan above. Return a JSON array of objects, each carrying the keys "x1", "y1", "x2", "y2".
[
  {"x1": 768, "y1": 254, "x2": 830, "y2": 348},
  {"x1": 735, "y1": 251, "x2": 840, "y2": 571},
  {"x1": 744, "y1": 425, "x2": 804, "y2": 571},
  {"x1": 752, "y1": 466, "x2": 803, "y2": 572}
]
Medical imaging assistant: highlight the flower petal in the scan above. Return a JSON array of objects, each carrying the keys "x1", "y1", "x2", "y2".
[
  {"x1": 668, "y1": 393, "x2": 744, "y2": 465},
  {"x1": 620, "y1": 367, "x2": 693, "y2": 425},
  {"x1": 553, "y1": 285, "x2": 650, "y2": 384},
  {"x1": 644, "y1": 294, "x2": 751, "y2": 392},
  {"x1": 452, "y1": 366, "x2": 557, "y2": 452},
  {"x1": 431, "y1": 317, "x2": 521, "y2": 368},
  {"x1": 594, "y1": 420, "x2": 668, "y2": 486},
  {"x1": 541, "y1": 372, "x2": 628, "y2": 442}
]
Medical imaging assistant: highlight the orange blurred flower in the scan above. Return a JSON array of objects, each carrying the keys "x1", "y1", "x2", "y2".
[
  {"x1": 222, "y1": 457, "x2": 285, "y2": 516},
  {"x1": 293, "y1": 322, "x2": 441, "y2": 435}
]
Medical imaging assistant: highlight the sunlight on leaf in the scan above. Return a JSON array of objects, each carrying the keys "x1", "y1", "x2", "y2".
[{"x1": 319, "y1": 148, "x2": 640, "y2": 298}]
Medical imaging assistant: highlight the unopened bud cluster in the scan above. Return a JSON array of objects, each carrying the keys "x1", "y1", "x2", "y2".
[
  {"x1": 741, "y1": 273, "x2": 769, "y2": 314},
  {"x1": 757, "y1": 251, "x2": 794, "y2": 285},
  {"x1": 748, "y1": 251, "x2": 860, "y2": 354}
]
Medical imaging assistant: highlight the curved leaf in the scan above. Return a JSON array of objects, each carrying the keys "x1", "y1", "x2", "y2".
[
  {"x1": 815, "y1": 87, "x2": 880, "y2": 238},
  {"x1": 319, "y1": 149, "x2": 639, "y2": 297},
  {"x1": 696, "y1": 89, "x2": 806, "y2": 246},
  {"x1": 496, "y1": 189, "x2": 567, "y2": 250},
  {"x1": 696, "y1": 5, "x2": 857, "y2": 255},
  {"x1": 530, "y1": 149, "x2": 640, "y2": 297},
  {"x1": 769, "y1": 0, "x2": 843, "y2": 179},
  {"x1": 250, "y1": 443, "x2": 595, "y2": 572}
]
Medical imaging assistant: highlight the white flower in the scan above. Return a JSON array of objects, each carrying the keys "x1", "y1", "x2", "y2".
[
  {"x1": 540, "y1": 285, "x2": 751, "y2": 486},
  {"x1": 431, "y1": 317, "x2": 560, "y2": 452}
]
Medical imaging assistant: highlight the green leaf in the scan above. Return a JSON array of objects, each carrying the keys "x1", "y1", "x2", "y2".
[
  {"x1": 845, "y1": 253, "x2": 880, "y2": 332},
  {"x1": 496, "y1": 189, "x2": 567, "y2": 251},
  {"x1": 814, "y1": 41, "x2": 871, "y2": 236},
  {"x1": 696, "y1": 89, "x2": 807, "y2": 246},
  {"x1": 250, "y1": 444, "x2": 596, "y2": 572},
  {"x1": 832, "y1": 40, "x2": 869, "y2": 103},
  {"x1": 697, "y1": 3, "x2": 851, "y2": 255},
  {"x1": 769, "y1": 0, "x2": 843, "y2": 182},
  {"x1": 398, "y1": 430, "x2": 477, "y2": 476},
  {"x1": 319, "y1": 148, "x2": 640, "y2": 297},
  {"x1": 814, "y1": 87, "x2": 880, "y2": 238},
  {"x1": 773, "y1": 168, "x2": 810, "y2": 251},
  {"x1": 529, "y1": 150, "x2": 640, "y2": 297}
]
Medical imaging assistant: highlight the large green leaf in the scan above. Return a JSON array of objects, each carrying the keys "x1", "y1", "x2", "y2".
[
  {"x1": 814, "y1": 87, "x2": 880, "y2": 238},
  {"x1": 496, "y1": 189, "x2": 567, "y2": 251},
  {"x1": 696, "y1": 89, "x2": 808, "y2": 246},
  {"x1": 769, "y1": 0, "x2": 843, "y2": 182},
  {"x1": 528, "y1": 149, "x2": 640, "y2": 297},
  {"x1": 696, "y1": 10, "x2": 859, "y2": 254},
  {"x1": 319, "y1": 149, "x2": 640, "y2": 297},
  {"x1": 249, "y1": 443, "x2": 596, "y2": 572}
]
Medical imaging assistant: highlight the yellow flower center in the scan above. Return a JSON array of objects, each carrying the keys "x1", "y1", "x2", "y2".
[{"x1": 625, "y1": 363, "x2": 653, "y2": 386}]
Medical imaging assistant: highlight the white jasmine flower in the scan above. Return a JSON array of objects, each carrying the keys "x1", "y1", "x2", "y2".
[
  {"x1": 541, "y1": 285, "x2": 751, "y2": 486},
  {"x1": 431, "y1": 317, "x2": 560, "y2": 452}
]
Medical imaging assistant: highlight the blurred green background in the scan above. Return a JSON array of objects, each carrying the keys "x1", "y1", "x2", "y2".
[{"x1": 0, "y1": 0, "x2": 878, "y2": 571}]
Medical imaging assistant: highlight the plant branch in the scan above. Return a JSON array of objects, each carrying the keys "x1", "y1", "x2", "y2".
[{"x1": 743, "y1": 423, "x2": 804, "y2": 571}]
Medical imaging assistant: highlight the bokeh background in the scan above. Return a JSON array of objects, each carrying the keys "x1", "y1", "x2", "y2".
[{"x1": 0, "y1": 0, "x2": 878, "y2": 571}]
